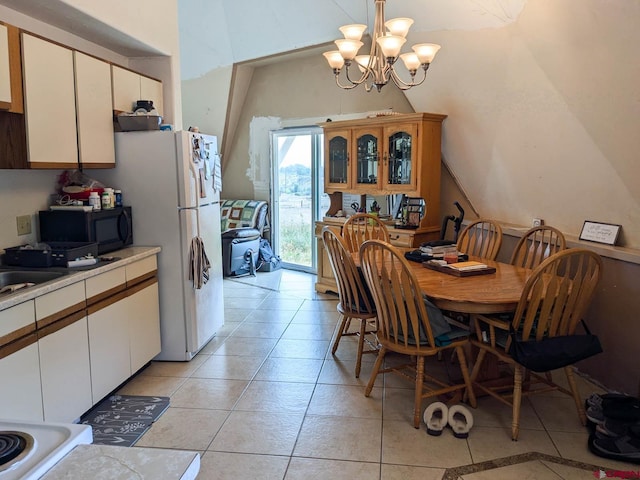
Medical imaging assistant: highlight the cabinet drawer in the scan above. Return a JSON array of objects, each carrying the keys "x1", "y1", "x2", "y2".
[
  {"x1": 85, "y1": 266, "x2": 126, "y2": 305},
  {"x1": 35, "y1": 282, "x2": 85, "y2": 329},
  {"x1": 0, "y1": 301, "x2": 35, "y2": 345},
  {"x1": 126, "y1": 256, "x2": 157, "y2": 285},
  {"x1": 388, "y1": 232, "x2": 414, "y2": 247}
]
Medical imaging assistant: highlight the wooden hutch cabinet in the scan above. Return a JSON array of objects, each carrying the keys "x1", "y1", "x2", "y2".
[{"x1": 316, "y1": 112, "x2": 447, "y2": 293}]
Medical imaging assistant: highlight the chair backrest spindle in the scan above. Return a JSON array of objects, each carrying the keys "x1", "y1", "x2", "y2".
[
  {"x1": 322, "y1": 227, "x2": 374, "y2": 316},
  {"x1": 506, "y1": 248, "x2": 602, "y2": 352},
  {"x1": 359, "y1": 239, "x2": 437, "y2": 352},
  {"x1": 342, "y1": 213, "x2": 390, "y2": 253},
  {"x1": 510, "y1": 225, "x2": 566, "y2": 269},
  {"x1": 456, "y1": 219, "x2": 503, "y2": 260}
]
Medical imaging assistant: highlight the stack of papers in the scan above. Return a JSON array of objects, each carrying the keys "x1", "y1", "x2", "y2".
[
  {"x1": 446, "y1": 261, "x2": 489, "y2": 271},
  {"x1": 420, "y1": 243, "x2": 457, "y2": 255}
]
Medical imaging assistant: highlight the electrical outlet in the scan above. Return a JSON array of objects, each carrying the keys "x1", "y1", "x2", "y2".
[
  {"x1": 16, "y1": 215, "x2": 32, "y2": 236},
  {"x1": 532, "y1": 218, "x2": 544, "y2": 227}
]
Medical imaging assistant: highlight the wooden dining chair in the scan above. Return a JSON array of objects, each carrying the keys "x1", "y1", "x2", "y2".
[
  {"x1": 359, "y1": 239, "x2": 477, "y2": 428},
  {"x1": 469, "y1": 248, "x2": 603, "y2": 440},
  {"x1": 510, "y1": 225, "x2": 566, "y2": 269},
  {"x1": 322, "y1": 227, "x2": 379, "y2": 378},
  {"x1": 341, "y1": 213, "x2": 390, "y2": 253},
  {"x1": 457, "y1": 219, "x2": 503, "y2": 260}
]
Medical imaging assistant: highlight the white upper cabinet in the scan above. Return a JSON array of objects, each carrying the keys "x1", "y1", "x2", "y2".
[
  {"x1": 112, "y1": 65, "x2": 163, "y2": 116},
  {"x1": 140, "y1": 75, "x2": 163, "y2": 117},
  {"x1": 74, "y1": 51, "x2": 115, "y2": 168},
  {"x1": 22, "y1": 33, "x2": 78, "y2": 168},
  {"x1": 0, "y1": 24, "x2": 12, "y2": 107},
  {"x1": 111, "y1": 65, "x2": 139, "y2": 113}
]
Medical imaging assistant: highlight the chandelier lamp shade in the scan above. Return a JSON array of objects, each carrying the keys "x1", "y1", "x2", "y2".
[{"x1": 323, "y1": 0, "x2": 440, "y2": 92}]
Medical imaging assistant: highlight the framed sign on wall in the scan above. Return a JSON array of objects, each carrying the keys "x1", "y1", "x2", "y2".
[{"x1": 579, "y1": 221, "x2": 621, "y2": 246}]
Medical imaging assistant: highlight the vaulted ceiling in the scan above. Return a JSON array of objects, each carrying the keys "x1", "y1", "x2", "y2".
[{"x1": 177, "y1": 0, "x2": 527, "y2": 79}]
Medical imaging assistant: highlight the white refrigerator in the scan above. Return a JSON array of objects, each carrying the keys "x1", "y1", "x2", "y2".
[{"x1": 98, "y1": 130, "x2": 224, "y2": 361}]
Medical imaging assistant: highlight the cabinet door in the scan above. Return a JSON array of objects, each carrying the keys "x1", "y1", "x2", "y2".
[
  {"x1": 74, "y1": 51, "x2": 115, "y2": 168},
  {"x1": 87, "y1": 292, "x2": 131, "y2": 404},
  {"x1": 127, "y1": 279, "x2": 161, "y2": 373},
  {"x1": 0, "y1": 24, "x2": 11, "y2": 107},
  {"x1": 22, "y1": 33, "x2": 78, "y2": 168},
  {"x1": 140, "y1": 75, "x2": 163, "y2": 117},
  {"x1": 112, "y1": 66, "x2": 163, "y2": 117},
  {"x1": 351, "y1": 127, "x2": 382, "y2": 193},
  {"x1": 324, "y1": 129, "x2": 351, "y2": 193},
  {"x1": 39, "y1": 312, "x2": 92, "y2": 422},
  {"x1": 0, "y1": 338, "x2": 43, "y2": 421},
  {"x1": 111, "y1": 65, "x2": 139, "y2": 112},
  {"x1": 383, "y1": 122, "x2": 418, "y2": 193}
]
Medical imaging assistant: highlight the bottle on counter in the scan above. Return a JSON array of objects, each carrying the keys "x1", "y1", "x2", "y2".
[
  {"x1": 89, "y1": 191, "x2": 101, "y2": 210},
  {"x1": 101, "y1": 191, "x2": 112, "y2": 210},
  {"x1": 114, "y1": 189, "x2": 122, "y2": 207},
  {"x1": 103, "y1": 188, "x2": 115, "y2": 209}
]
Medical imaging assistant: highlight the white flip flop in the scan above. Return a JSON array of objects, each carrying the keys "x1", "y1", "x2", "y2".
[
  {"x1": 448, "y1": 404, "x2": 474, "y2": 438},
  {"x1": 423, "y1": 402, "x2": 449, "y2": 436}
]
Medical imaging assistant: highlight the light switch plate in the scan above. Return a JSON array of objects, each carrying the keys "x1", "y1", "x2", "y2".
[{"x1": 16, "y1": 215, "x2": 32, "y2": 235}]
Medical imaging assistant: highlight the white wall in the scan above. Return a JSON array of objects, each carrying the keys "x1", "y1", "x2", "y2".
[{"x1": 405, "y1": 0, "x2": 640, "y2": 246}]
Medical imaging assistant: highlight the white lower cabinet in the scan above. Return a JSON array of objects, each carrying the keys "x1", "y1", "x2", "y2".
[
  {"x1": 87, "y1": 290, "x2": 131, "y2": 404},
  {"x1": 0, "y1": 253, "x2": 161, "y2": 418},
  {"x1": 128, "y1": 279, "x2": 161, "y2": 374},
  {"x1": 87, "y1": 257, "x2": 160, "y2": 404},
  {"x1": 0, "y1": 339, "x2": 43, "y2": 421},
  {"x1": 39, "y1": 312, "x2": 92, "y2": 422},
  {"x1": 0, "y1": 300, "x2": 42, "y2": 421}
]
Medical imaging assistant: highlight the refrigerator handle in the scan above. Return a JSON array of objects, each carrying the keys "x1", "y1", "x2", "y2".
[{"x1": 188, "y1": 155, "x2": 201, "y2": 237}]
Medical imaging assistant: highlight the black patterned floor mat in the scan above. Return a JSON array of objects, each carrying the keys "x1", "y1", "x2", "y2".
[{"x1": 80, "y1": 394, "x2": 170, "y2": 447}]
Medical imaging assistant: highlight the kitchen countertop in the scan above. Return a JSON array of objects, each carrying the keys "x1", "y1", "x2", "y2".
[
  {"x1": 40, "y1": 444, "x2": 200, "y2": 480},
  {"x1": 0, "y1": 246, "x2": 161, "y2": 311}
]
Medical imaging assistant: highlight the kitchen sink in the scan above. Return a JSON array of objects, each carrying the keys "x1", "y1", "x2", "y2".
[{"x1": 0, "y1": 270, "x2": 67, "y2": 291}]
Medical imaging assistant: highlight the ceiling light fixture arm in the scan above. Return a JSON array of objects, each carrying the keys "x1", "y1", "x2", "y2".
[{"x1": 388, "y1": 63, "x2": 430, "y2": 91}]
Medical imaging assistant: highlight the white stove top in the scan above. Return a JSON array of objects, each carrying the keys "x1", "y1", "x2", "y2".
[{"x1": 0, "y1": 419, "x2": 92, "y2": 480}]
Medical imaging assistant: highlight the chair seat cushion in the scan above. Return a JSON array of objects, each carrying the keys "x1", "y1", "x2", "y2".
[
  {"x1": 222, "y1": 227, "x2": 261, "y2": 240},
  {"x1": 391, "y1": 298, "x2": 469, "y2": 347}
]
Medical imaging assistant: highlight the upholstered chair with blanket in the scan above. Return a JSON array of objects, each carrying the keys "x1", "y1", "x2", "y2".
[{"x1": 220, "y1": 200, "x2": 269, "y2": 276}]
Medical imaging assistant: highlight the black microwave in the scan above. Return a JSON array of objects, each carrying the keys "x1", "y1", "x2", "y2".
[{"x1": 39, "y1": 207, "x2": 133, "y2": 254}]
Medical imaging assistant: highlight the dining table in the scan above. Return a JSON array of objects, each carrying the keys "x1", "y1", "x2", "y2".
[
  {"x1": 354, "y1": 247, "x2": 533, "y2": 315},
  {"x1": 410, "y1": 255, "x2": 532, "y2": 315}
]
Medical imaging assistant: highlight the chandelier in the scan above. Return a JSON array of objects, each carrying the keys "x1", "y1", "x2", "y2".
[{"x1": 323, "y1": 0, "x2": 440, "y2": 92}]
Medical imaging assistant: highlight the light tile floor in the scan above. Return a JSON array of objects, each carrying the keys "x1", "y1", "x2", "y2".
[{"x1": 119, "y1": 270, "x2": 639, "y2": 479}]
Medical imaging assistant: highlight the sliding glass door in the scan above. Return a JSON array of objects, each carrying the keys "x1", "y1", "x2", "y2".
[{"x1": 271, "y1": 127, "x2": 327, "y2": 273}]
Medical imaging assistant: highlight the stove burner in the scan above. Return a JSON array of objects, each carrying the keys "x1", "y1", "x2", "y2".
[{"x1": 0, "y1": 431, "x2": 34, "y2": 473}]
